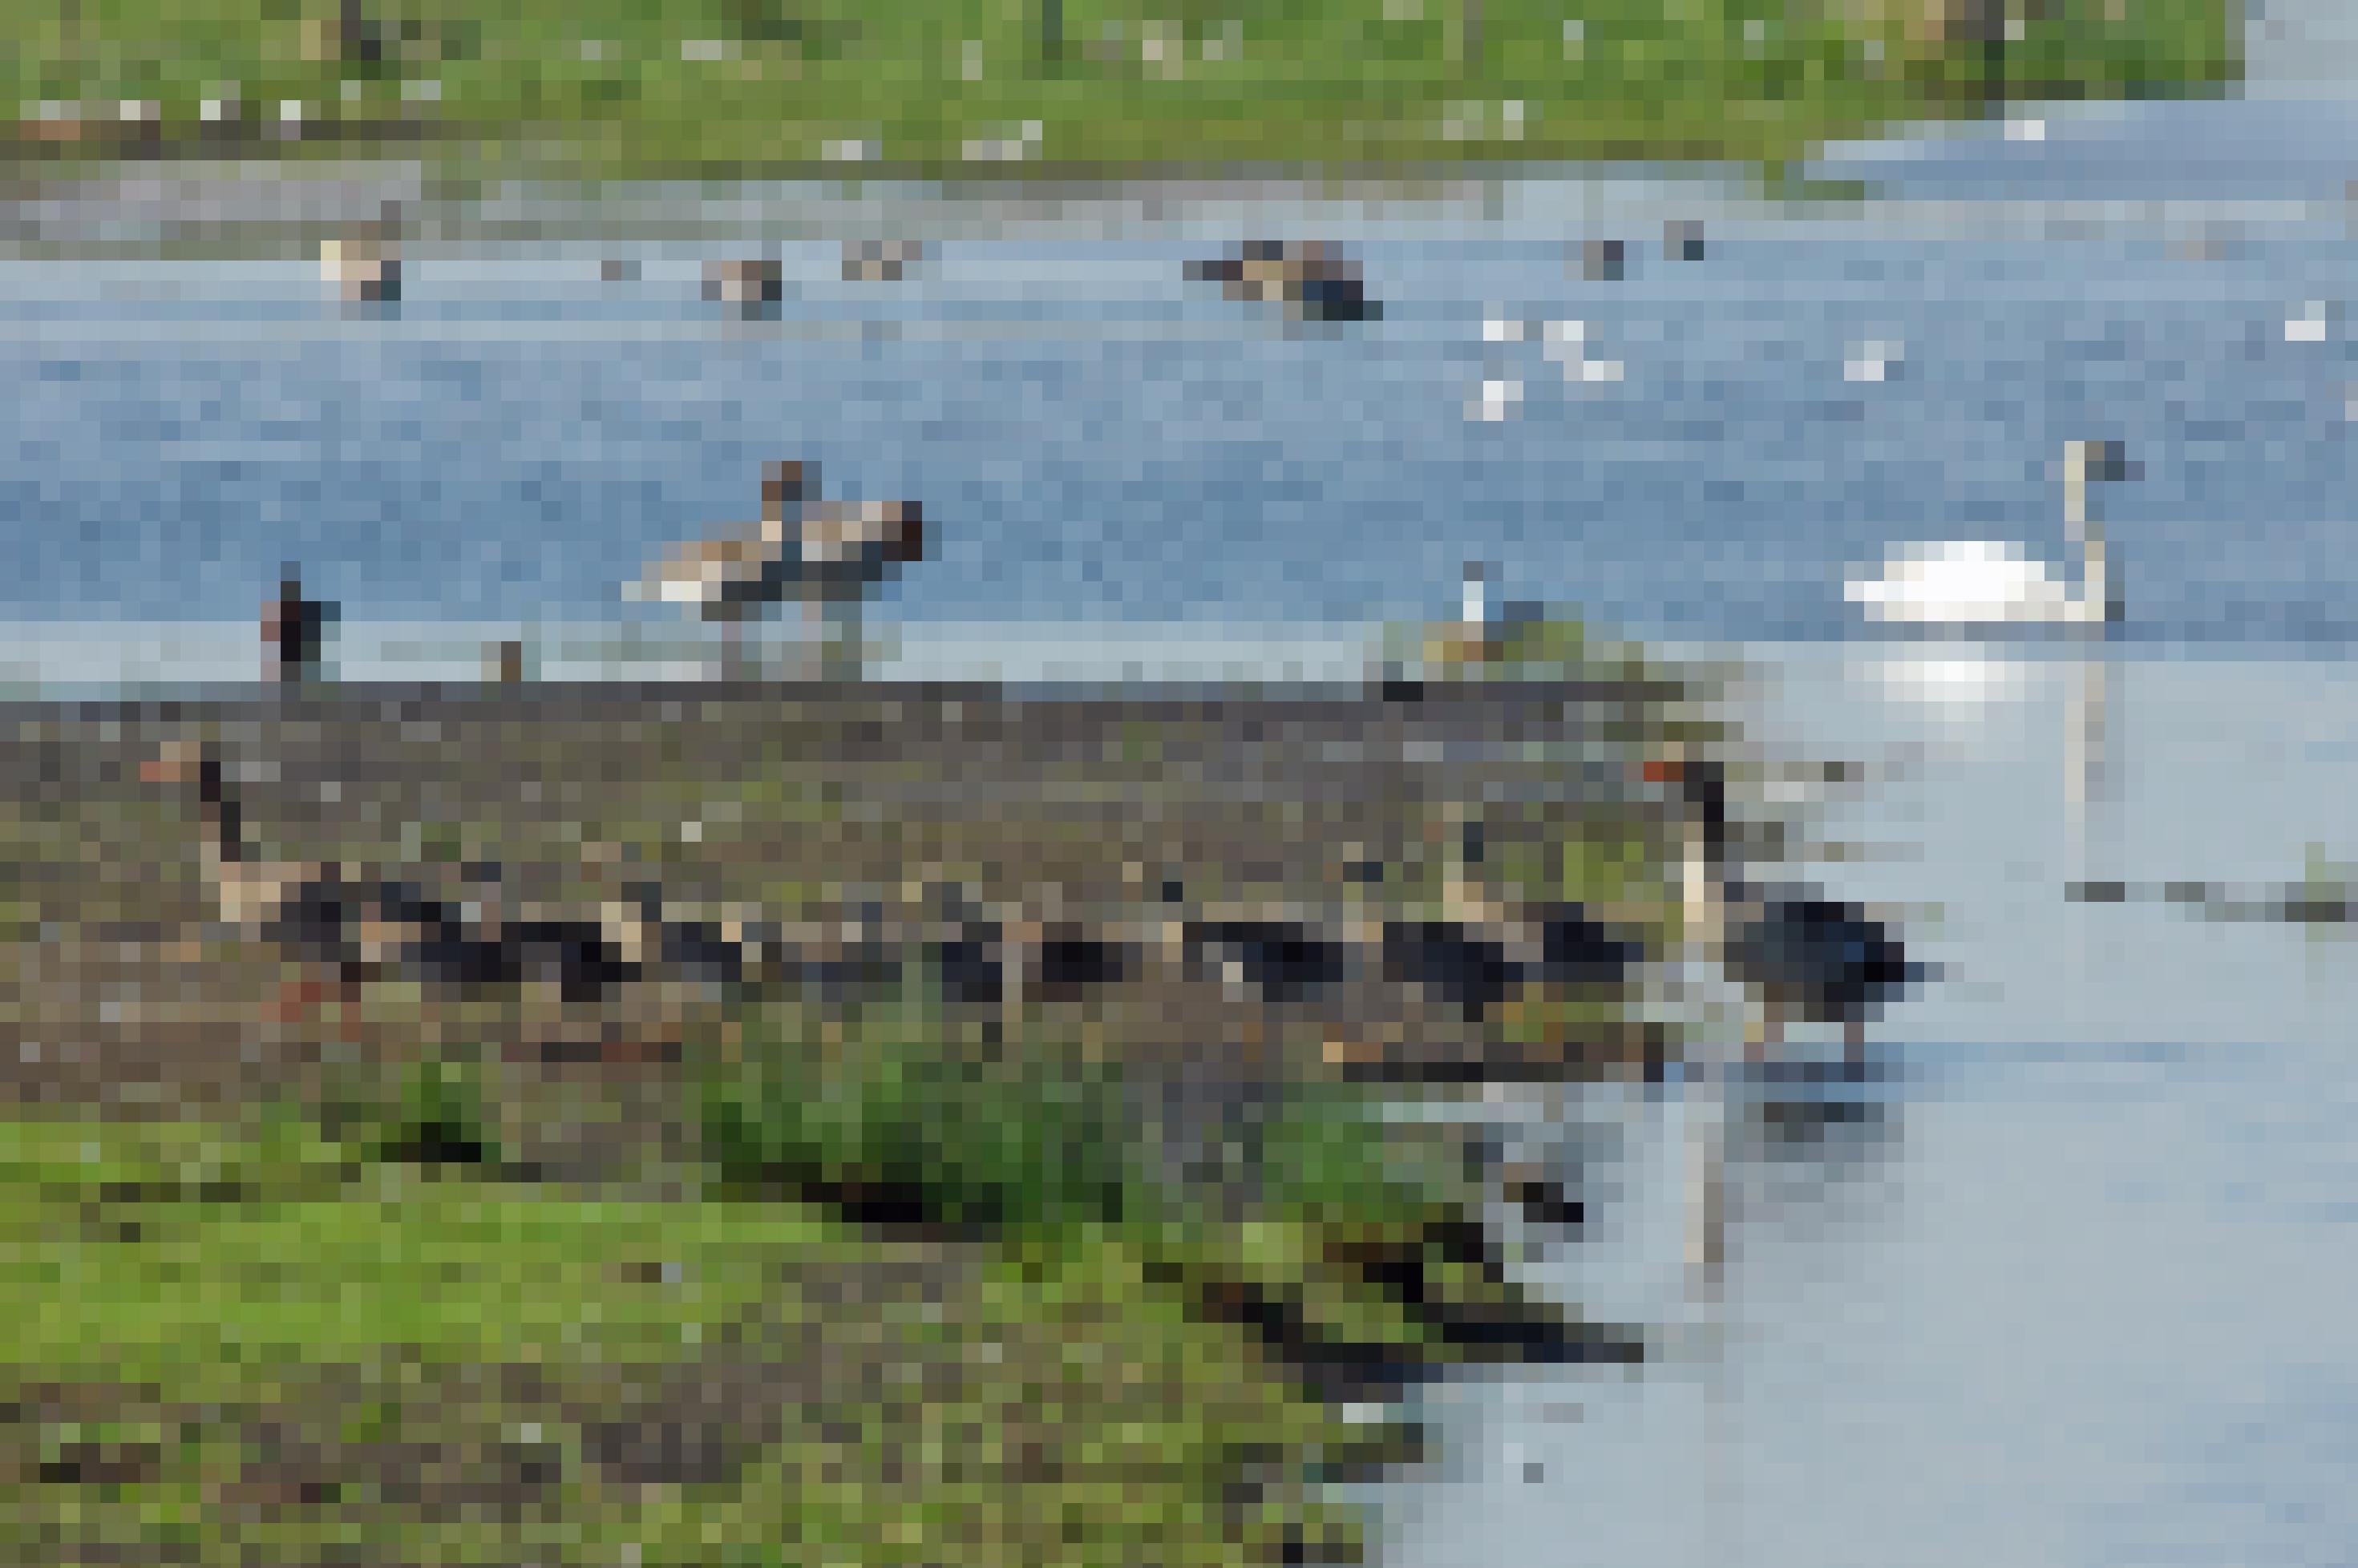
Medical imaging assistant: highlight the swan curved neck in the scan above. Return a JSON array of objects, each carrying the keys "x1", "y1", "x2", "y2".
[{"x1": 2065, "y1": 471, "x2": 2111, "y2": 623}]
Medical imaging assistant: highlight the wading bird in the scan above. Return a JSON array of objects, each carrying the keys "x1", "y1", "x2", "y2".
[
  {"x1": 320, "y1": 205, "x2": 401, "y2": 303},
  {"x1": 1641, "y1": 747, "x2": 1923, "y2": 1067},
  {"x1": 628, "y1": 460, "x2": 926, "y2": 679},
  {"x1": 703, "y1": 257, "x2": 783, "y2": 311}
]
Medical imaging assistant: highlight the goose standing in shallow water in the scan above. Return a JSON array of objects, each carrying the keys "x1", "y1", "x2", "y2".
[
  {"x1": 1639, "y1": 744, "x2": 1921, "y2": 1299},
  {"x1": 1641, "y1": 748, "x2": 1923, "y2": 1067},
  {"x1": 703, "y1": 257, "x2": 783, "y2": 311},
  {"x1": 320, "y1": 205, "x2": 402, "y2": 304},
  {"x1": 629, "y1": 459, "x2": 926, "y2": 679},
  {"x1": 1847, "y1": 438, "x2": 2131, "y2": 627}
]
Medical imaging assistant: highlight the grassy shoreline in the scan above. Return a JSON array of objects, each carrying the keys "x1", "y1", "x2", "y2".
[{"x1": 6, "y1": 0, "x2": 2237, "y2": 184}]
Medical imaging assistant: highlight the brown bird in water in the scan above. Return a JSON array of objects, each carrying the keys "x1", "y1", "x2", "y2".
[
  {"x1": 629, "y1": 459, "x2": 925, "y2": 678},
  {"x1": 702, "y1": 257, "x2": 783, "y2": 310}
]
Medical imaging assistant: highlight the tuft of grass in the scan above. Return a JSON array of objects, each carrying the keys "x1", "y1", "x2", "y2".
[{"x1": 701, "y1": 988, "x2": 1143, "y2": 1235}]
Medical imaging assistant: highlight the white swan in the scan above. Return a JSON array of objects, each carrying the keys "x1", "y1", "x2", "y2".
[{"x1": 1846, "y1": 440, "x2": 2128, "y2": 625}]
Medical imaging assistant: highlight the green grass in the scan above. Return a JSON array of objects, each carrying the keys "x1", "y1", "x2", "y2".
[
  {"x1": 2, "y1": 0, "x2": 2238, "y2": 180},
  {"x1": 0, "y1": 1110, "x2": 1384, "y2": 1566},
  {"x1": 0, "y1": 1000, "x2": 1576, "y2": 1566},
  {"x1": 702, "y1": 990, "x2": 1141, "y2": 1234},
  {"x1": 0, "y1": 1138, "x2": 835, "y2": 1383}
]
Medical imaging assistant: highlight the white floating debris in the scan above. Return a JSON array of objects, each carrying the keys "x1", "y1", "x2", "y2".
[
  {"x1": 1483, "y1": 315, "x2": 1526, "y2": 343},
  {"x1": 2287, "y1": 301, "x2": 2329, "y2": 343},
  {"x1": 1540, "y1": 318, "x2": 1585, "y2": 360},
  {"x1": 1469, "y1": 378, "x2": 1524, "y2": 422},
  {"x1": 2005, "y1": 115, "x2": 2046, "y2": 142},
  {"x1": 1845, "y1": 337, "x2": 1904, "y2": 382},
  {"x1": 1534, "y1": 317, "x2": 1621, "y2": 384}
]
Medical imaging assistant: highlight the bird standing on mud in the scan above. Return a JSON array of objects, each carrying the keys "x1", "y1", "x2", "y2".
[
  {"x1": 144, "y1": 739, "x2": 510, "y2": 1030},
  {"x1": 629, "y1": 459, "x2": 925, "y2": 680},
  {"x1": 140, "y1": 741, "x2": 743, "y2": 1047}
]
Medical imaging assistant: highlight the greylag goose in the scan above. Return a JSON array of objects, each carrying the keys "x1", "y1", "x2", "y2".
[
  {"x1": 145, "y1": 742, "x2": 663, "y2": 1021},
  {"x1": 1642, "y1": 749, "x2": 1923, "y2": 1065},
  {"x1": 702, "y1": 257, "x2": 783, "y2": 311},
  {"x1": 1186, "y1": 240, "x2": 1379, "y2": 323},
  {"x1": 1379, "y1": 820, "x2": 1644, "y2": 1024},
  {"x1": 629, "y1": 459, "x2": 925, "y2": 679},
  {"x1": 321, "y1": 209, "x2": 400, "y2": 303},
  {"x1": 1152, "y1": 875, "x2": 1351, "y2": 1006}
]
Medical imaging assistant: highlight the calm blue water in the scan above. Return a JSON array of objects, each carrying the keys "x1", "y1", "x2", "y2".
[{"x1": 7, "y1": 102, "x2": 2358, "y2": 649}]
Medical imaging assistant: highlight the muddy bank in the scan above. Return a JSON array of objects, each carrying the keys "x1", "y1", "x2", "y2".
[{"x1": 0, "y1": 677, "x2": 1689, "y2": 1164}]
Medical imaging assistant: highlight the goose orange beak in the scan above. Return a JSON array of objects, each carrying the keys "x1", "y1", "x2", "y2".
[{"x1": 1640, "y1": 758, "x2": 1684, "y2": 785}]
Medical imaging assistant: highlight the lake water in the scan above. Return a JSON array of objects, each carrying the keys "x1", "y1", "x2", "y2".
[
  {"x1": 8, "y1": 0, "x2": 2358, "y2": 1560},
  {"x1": 1373, "y1": 648, "x2": 2358, "y2": 1568}
]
